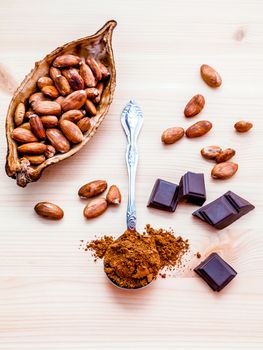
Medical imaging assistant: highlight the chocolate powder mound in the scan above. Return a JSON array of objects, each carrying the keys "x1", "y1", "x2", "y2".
[
  {"x1": 84, "y1": 225, "x2": 189, "y2": 289},
  {"x1": 104, "y1": 230, "x2": 161, "y2": 289}
]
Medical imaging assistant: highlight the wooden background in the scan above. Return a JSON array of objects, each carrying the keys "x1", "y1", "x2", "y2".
[{"x1": 0, "y1": 0, "x2": 262, "y2": 348}]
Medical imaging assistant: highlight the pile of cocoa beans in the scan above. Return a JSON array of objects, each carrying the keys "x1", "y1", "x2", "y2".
[{"x1": 12, "y1": 54, "x2": 109, "y2": 165}]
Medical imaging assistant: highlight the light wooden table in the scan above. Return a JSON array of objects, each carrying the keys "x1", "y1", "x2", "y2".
[{"x1": 0, "y1": 0, "x2": 263, "y2": 349}]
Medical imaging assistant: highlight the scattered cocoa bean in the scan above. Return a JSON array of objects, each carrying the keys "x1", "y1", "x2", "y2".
[
  {"x1": 201, "y1": 146, "x2": 222, "y2": 160},
  {"x1": 200, "y1": 64, "x2": 222, "y2": 88},
  {"x1": 83, "y1": 198, "x2": 108, "y2": 219},
  {"x1": 106, "y1": 185, "x2": 121, "y2": 205},
  {"x1": 234, "y1": 120, "x2": 253, "y2": 133},
  {"x1": 211, "y1": 162, "x2": 238, "y2": 179},
  {"x1": 161, "y1": 127, "x2": 184, "y2": 144},
  {"x1": 186, "y1": 120, "x2": 212, "y2": 138},
  {"x1": 184, "y1": 94, "x2": 205, "y2": 118},
  {"x1": 216, "y1": 148, "x2": 236, "y2": 163},
  {"x1": 78, "y1": 180, "x2": 107, "y2": 199},
  {"x1": 34, "y1": 202, "x2": 64, "y2": 220}
]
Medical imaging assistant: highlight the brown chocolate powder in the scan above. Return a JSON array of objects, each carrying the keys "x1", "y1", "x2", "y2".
[
  {"x1": 84, "y1": 225, "x2": 189, "y2": 289},
  {"x1": 86, "y1": 236, "x2": 114, "y2": 260},
  {"x1": 104, "y1": 230, "x2": 161, "y2": 289},
  {"x1": 144, "y1": 224, "x2": 189, "y2": 270}
]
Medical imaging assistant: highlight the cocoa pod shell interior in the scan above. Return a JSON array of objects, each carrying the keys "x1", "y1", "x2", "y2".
[{"x1": 6, "y1": 20, "x2": 117, "y2": 187}]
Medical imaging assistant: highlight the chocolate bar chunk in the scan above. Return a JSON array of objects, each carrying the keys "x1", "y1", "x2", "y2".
[
  {"x1": 178, "y1": 171, "x2": 206, "y2": 205},
  {"x1": 147, "y1": 179, "x2": 179, "y2": 212},
  {"x1": 192, "y1": 191, "x2": 254, "y2": 229},
  {"x1": 194, "y1": 253, "x2": 237, "y2": 292}
]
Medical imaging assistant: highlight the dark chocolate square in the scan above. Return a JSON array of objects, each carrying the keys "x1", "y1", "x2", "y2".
[
  {"x1": 201, "y1": 196, "x2": 236, "y2": 226},
  {"x1": 194, "y1": 253, "x2": 237, "y2": 292},
  {"x1": 192, "y1": 191, "x2": 255, "y2": 229},
  {"x1": 178, "y1": 172, "x2": 206, "y2": 206},
  {"x1": 147, "y1": 179, "x2": 179, "y2": 212}
]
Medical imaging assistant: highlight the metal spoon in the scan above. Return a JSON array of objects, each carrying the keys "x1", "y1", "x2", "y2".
[
  {"x1": 121, "y1": 100, "x2": 143, "y2": 232},
  {"x1": 105, "y1": 100, "x2": 151, "y2": 289}
]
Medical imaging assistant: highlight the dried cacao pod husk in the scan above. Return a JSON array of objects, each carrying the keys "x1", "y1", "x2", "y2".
[{"x1": 6, "y1": 20, "x2": 117, "y2": 187}]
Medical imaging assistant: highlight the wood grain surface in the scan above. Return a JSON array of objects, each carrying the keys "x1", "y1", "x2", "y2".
[{"x1": 0, "y1": 0, "x2": 263, "y2": 349}]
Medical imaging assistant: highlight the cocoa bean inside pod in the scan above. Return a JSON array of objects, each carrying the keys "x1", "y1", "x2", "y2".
[
  {"x1": 54, "y1": 95, "x2": 65, "y2": 106},
  {"x1": 29, "y1": 114, "x2": 46, "y2": 140},
  {"x1": 24, "y1": 154, "x2": 46, "y2": 165},
  {"x1": 61, "y1": 90, "x2": 87, "y2": 111},
  {"x1": 59, "y1": 109, "x2": 86, "y2": 123},
  {"x1": 62, "y1": 68, "x2": 84, "y2": 91},
  {"x1": 53, "y1": 54, "x2": 81, "y2": 68},
  {"x1": 98, "y1": 61, "x2": 110, "y2": 79},
  {"x1": 14, "y1": 102, "x2": 26, "y2": 126},
  {"x1": 77, "y1": 117, "x2": 91, "y2": 133},
  {"x1": 20, "y1": 122, "x2": 31, "y2": 130},
  {"x1": 85, "y1": 88, "x2": 99, "y2": 99},
  {"x1": 5, "y1": 20, "x2": 117, "y2": 187},
  {"x1": 60, "y1": 120, "x2": 83, "y2": 144},
  {"x1": 86, "y1": 57, "x2": 102, "y2": 81},
  {"x1": 44, "y1": 145, "x2": 56, "y2": 159},
  {"x1": 94, "y1": 82, "x2": 104, "y2": 104},
  {"x1": 34, "y1": 202, "x2": 64, "y2": 220},
  {"x1": 29, "y1": 92, "x2": 48, "y2": 106},
  {"x1": 17, "y1": 142, "x2": 47, "y2": 155},
  {"x1": 41, "y1": 85, "x2": 59, "y2": 99},
  {"x1": 40, "y1": 115, "x2": 58, "y2": 128},
  {"x1": 85, "y1": 99, "x2": 97, "y2": 116},
  {"x1": 50, "y1": 67, "x2": 61, "y2": 81},
  {"x1": 79, "y1": 61, "x2": 96, "y2": 87},
  {"x1": 33, "y1": 101, "x2": 61, "y2": 116},
  {"x1": 12, "y1": 128, "x2": 38, "y2": 143},
  {"x1": 37, "y1": 77, "x2": 54, "y2": 89},
  {"x1": 54, "y1": 75, "x2": 71, "y2": 96},
  {"x1": 46, "y1": 128, "x2": 70, "y2": 153}
]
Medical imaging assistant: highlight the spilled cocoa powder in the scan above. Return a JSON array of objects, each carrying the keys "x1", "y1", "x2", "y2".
[
  {"x1": 86, "y1": 235, "x2": 114, "y2": 260},
  {"x1": 83, "y1": 225, "x2": 189, "y2": 289}
]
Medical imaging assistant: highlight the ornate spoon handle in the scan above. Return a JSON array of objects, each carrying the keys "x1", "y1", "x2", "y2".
[{"x1": 121, "y1": 100, "x2": 143, "y2": 231}]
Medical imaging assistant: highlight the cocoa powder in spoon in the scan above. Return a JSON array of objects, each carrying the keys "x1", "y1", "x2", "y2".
[{"x1": 83, "y1": 225, "x2": 189, "y2": 289}]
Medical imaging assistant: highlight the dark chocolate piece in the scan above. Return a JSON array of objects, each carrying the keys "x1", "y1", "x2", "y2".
[
  {"x1": 192, "y1": 191, "x2": 254, "y2": 229},
  {"x1": 194, "y1": 253, "x2": 237, "y2": 292},
  {"x1": 178, "y1": 171, "x2": 206, "y2": 206},
  {"x1": 147, "y1": 179, "x2": 179, "y2": 212}
]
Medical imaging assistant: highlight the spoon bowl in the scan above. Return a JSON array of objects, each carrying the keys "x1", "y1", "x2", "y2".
[{"x1": 106, "y1": 274, "x2": 153, "y2": 290}]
